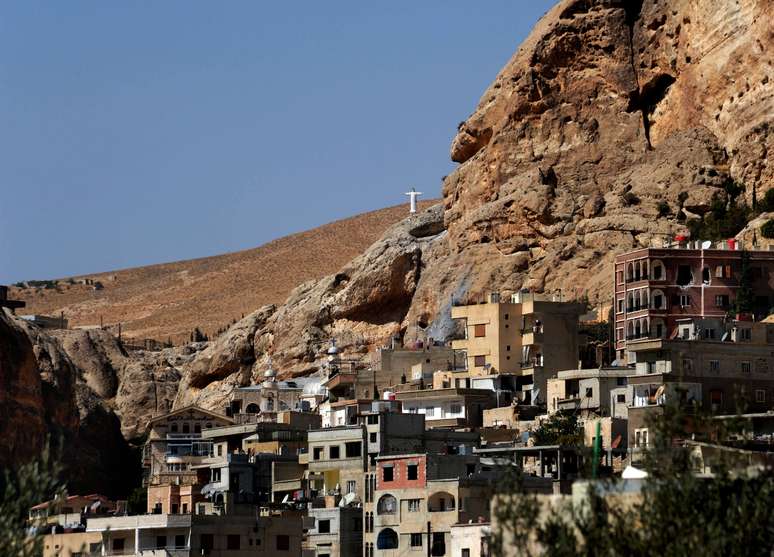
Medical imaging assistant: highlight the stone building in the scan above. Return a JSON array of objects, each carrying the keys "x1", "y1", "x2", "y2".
[
  {"x1": 625, "y1": 318, "x2": 774, "y2": 450},
  {"x1": 143, "y1": 406, "x2": 233, "y2": 514},
  {"x1": 613, "y1": 245, "x2": 774, "y2": 362},
  {"x1": 366, "y1": 453, "x2": 491, "y2": 557}
]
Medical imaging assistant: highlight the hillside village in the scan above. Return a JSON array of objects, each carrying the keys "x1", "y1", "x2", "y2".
[
  {"x1": 10, "y1": 228, "x2": 774, "y2": 556},
  {"x1": 3, "y1": 0, "x2": 773, "y2": 554}
]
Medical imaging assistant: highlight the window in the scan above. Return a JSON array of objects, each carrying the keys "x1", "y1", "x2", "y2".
[
  {"x1": 211, "y1": 469, "x2": 221, "y2": 483},
  {"x1": 156, "y1": 537, "x2": 167, "y2": 550},
  {"x1": 616, "y1": 377, "x2": 627, "y2": 386},
  {"x1": 432, "y1": 532, "x2": 446, "y2": 555},
  {"x1": 756, "y1": 390, "x2": 766, "y2": 403},
  {"x1": 174, "y1": 535, "x2": 185, "y2": 549},
  {"x1": 382, "y1": 465, "x2": 394, "y2": 482},
  {"x1": 329, "y1": 446, "x2": 340, "y2": 459},
  {"x1": 313, "y1": 447, "x2": 323, "y2": 460},
  {"x1": 740, "y1": 328, "x2": 752, "y2": 341},
  {"x1": 407, "y1": 464, "x2": 418, "y2": 480},
  {"x1": 347, "y1": 480, "x2": 356, "y2": 494},
  {"x1": 112, "y1": 539, "x2": 125, "y2": 552},
  {"x1": 377, "y1": 529, "x2": 399, "y2": 550},
  {"x1": 408, "y1": 499, "x2": 421, "y2": 512},
  {"x1": 618, "y1": 299, "x2": 624, "y2": 313},
  {"x1": 318, "y1": 519, "x2": 331, "y2": 534},
  {"x1": 682, "y1": 359, "x2": 693, "y2": 373},
  {"x1": 715, "y1": 294, "x2": 729, "y2": 307},
  {"x1": 679, "y1": 294, "x2": 690, "y2": 307},
  {"x1": 741, "y1": 361, "x2": 752, "y2": 373},
  {"x1": 227, "y1": 535, "x2": 240, "y2": 550},
  {"x1": 585, "y1": 387, "x2": 593, "y2": 398},
  {"x1": 462, "y1": 549, "x2": 471, "y2": 557},
  {"x1": 377, "y1": 494, "x2": 397, "y2": 515},
  {"x1": 617, "y1": 394, "x2": 626, "y2": 403},
  {"x1": 676, "y1": 265, "x2": 693, "y2": 286},
  {"x1": 345, "y1": 441, "x2": 361, "y2": 457},
  {"x1": 217, "y1": 445, "x2": 223, "y2": 457},
  {"x1": 634, "y1": 428, "x2": 649, "y2": 448},
  {"x1": 653, "y1": 264, "x2": 663, "y2": 280},
  {"x1": 710, "y1": 360, "x2": 720, "y2": 373},
  {"x1": 276, "y1": 535, "x2": 290, "y2": 551},
  {"x1": 369, "y1": 432, "x2": 377, "y2": 443},
  {"x1": 506, "y1": 344, "x2": 511, "y2": 351},
  {"x1": 411, "y1": 533, "x2": 423, "y2": 547},
  {"x1": 710, "y1": 389, "x2": 724, "y2": 406},
  {"x1": 182, "y1": 423, "x2": 190, "y2": 434},
  {"x1": 474, "y1": 355, "x2": 486, "y2": 367},
  {"x1": 170, "y1": 424, "x2": 178, "y2": 433},
  {"x1": 449, "y1": 403, "x2": 462, "y2": 415},
  {"x1": 474, "y1": 324, "x2": 486, "y2": 337},
  {"x1": 653, "y1": 294, "x2": 663, "y2": 309},
  {"x1": 367, "y1": 414, "x2": 379, "y2": 424}
]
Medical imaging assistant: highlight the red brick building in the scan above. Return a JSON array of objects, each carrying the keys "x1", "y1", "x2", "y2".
[{"x1": 614, "y1": 246, "x2": 774, "y2": 362}]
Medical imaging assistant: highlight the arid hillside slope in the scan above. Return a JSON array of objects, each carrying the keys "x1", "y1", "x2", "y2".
[{"x1": 11, "y1": 202, "x2": 433, "y2": 343}]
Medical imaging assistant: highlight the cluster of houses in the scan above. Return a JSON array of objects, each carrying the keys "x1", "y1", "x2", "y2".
[{"x1": 28, "y1": 242, "x2": 774, "y2": 557}]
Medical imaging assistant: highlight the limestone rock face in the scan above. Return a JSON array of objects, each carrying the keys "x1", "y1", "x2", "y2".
[
  {"x1": 174, "y1": 0, "x2": 773, "y2": 409},
  {"x1": 0, "y1": 310, "x2": 137, "y2": 496}
]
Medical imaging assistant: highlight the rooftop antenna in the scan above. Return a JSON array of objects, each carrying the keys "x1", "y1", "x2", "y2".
[{"x1": 405, "y1": 187, "x2": 423, "y2": 214}]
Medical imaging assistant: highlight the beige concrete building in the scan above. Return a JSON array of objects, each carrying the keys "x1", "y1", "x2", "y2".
[
  {"x1": 84, "y1": 512, "x2": 302, "y2": 556},
  {"x1": 546, "y1": 368, "x2": 631, "y2": 417},
  {"x1": 450, "y1": 522, "x2": 492, "y2": 557},
  {"x1": 451, "y1": 293, "x2": 585, "y2": 405},
  {"x1": 303, "y1": 498, "x2": 362, "y2": 557}
]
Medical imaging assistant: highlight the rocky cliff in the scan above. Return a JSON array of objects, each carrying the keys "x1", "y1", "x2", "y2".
[
  {"x1": 1, "y1": 0, "x2": 772, "y2": 491},
  {"x1": 178, "y1": 0, "x2": 773, "y2": 401}
]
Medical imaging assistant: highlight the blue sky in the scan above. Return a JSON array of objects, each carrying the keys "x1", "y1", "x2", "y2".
[{"x1": 0, "y1": 1, "x2": 554, "y2": 283}]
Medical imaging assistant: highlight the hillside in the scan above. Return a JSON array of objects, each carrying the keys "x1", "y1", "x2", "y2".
[{"x1": 10, "y1": 202, "x2": 433, "y2": 343}]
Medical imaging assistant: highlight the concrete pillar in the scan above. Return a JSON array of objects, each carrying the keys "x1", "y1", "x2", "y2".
[{"x1": 135, "y1": 528, "x2": 140, "y2": 553}]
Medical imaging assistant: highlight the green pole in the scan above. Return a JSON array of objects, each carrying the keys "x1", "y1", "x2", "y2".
[{"x1": 592, "y1": 420, "x2": 602, "y2": 479}]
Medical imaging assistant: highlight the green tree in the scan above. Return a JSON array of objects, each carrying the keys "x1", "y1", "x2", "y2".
[
  {"x1": 491, "y1": 398, "x2": 774, "y2": 556},
  {"x1": 761, "y1": 219, "x2": 774, "y2": 239},
  {"x1": 531, "y1": 410, "x2": 582, "y2": 446},
  {"x1": 0, "y1": 446, "x2": 66, "y2": 557},
  {"x1": 736, "y1": 250, "x2": 754, "y2": 315}
]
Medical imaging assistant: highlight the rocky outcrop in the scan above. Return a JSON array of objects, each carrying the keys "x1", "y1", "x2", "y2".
[
  {"x1": 0, "y1": 310, "x2": 137, "y2": 497},
  {"x1": 173, "y1": 0, "x2": 773, "y2": 408}
]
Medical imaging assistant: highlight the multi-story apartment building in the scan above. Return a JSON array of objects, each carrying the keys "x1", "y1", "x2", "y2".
[
  {"x1": 546, "y1": 368, "x2": 631, "y2": 418},
  {"x1": 143, "y1": 406, "x2": 233, "y2": 514},
  {"x1": 365, "y1": 453, "x2": 491, "y2": 557},
  {"x1": 451, "y1": 292, "x2": 585, "y2": 405},
  {"x1": 84, "y1": 511, "x2": 303, "y2": 556},
  {"x1": 303, "y1": 497, "x2": 363, "y2": 557},
  {"x1": 625, "y1": 318, "x2": 774, "y2": 450},
  {"x1": 394, "y1": 388, "x2": 496, "y2": 429},
  {"x1": 613, "y1": 245, "x2": 774, "y2": 361}
]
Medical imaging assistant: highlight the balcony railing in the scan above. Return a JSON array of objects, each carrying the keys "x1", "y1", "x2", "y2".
[{"x1": 626, "y1": 332, "x2": 651, "y2": 340}]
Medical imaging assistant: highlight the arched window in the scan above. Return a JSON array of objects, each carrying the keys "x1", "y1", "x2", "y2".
[
  {"x1": 640, "y1": 318, "x2": 649, "y2": 338},
  {"x1": 641, "y1": 260, "x2": 649, "y2": 279},
  {"x1": 634, "y1": 290, "x2": 641, "y2": 309},
  {"x1": 627, "y1": 263, "x2": 635, "y2": 281},
  {"x1": 652, "y1": 260, "x2": 665, "y2": 280},
  {"x1": 634, "y1": 321, "x2": 641, "y2": 338},
  {"x1": 265, "y1": 394, "x2": 275, "y2": 412},
  {"x1": 377, "y1": 528, "x2": 398, "y2": 550},
  {"x1": 182, "y1": 423, "x2": 190, "y2": 434},
  {"x1": 651, "y1": 318, "x2": 665, "y2": 338},
  {"x1": 428, "y1": 492, "x2": 455, "y2": 512},
  {"x1": 627, "y1": 321, "x2": 634, "y2": 339},
  {"x1": 377, "y1": 494, "x2": 397, "y2": 515},
  {"x1": 641, "y1": 289, "x2": 649, "y2": 308},
  {"x1": 626, "y1": 292, "x2": 633, "y2": 311},
  {"x1": 245, "y1": 403, "x2": 259, "y2": 414},
  {"x1": 651, "y1": 289, "x2": 665, "y2": 310}
]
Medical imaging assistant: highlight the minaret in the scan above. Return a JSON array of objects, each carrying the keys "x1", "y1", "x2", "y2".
[{"x1": 405, "y1": 187, "x2": 423, "y2": 214}]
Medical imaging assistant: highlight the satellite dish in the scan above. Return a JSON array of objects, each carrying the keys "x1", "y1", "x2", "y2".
[{"x1": 701, "y1": 240, "x2": 712, "y2": 250}]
